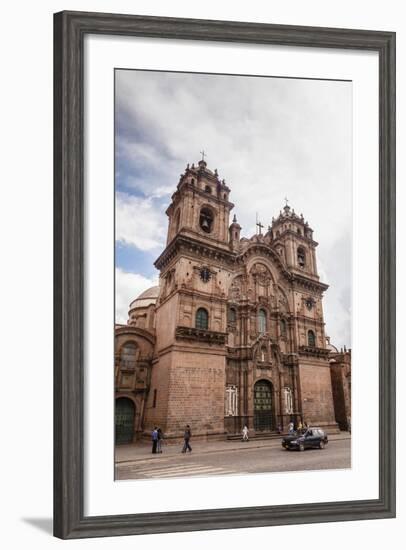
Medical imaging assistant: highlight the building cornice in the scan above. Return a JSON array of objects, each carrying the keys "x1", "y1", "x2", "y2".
[
  {"x1": 298, "y1": 345, "x2": 330, "y2": 358},
  {"x1": 291, "y1": 274, "x2": 329, "y2": 293},
  {"x1": 180, "y1": 181, "x2": 234, "y2": 207},
  {"x1": 295, "y1": 314, "x2": 326, "y2": 326},
  {"x1": 273, "y1": 229, "x2": 318, "y2": 247},
  {"x1": 154, "y1": 233, "x2": 236, "y2": 270}
]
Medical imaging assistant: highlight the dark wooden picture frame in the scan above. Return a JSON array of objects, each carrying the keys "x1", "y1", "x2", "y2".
[{"x1": 54, "y1": 10, "x2": 396, "y2": 539}]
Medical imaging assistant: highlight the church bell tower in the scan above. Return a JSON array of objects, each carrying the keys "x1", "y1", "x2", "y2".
[
  {"x1": 271, "y1": 201, "x2": 319, "y2": 278},
  {"x1": 144, "y1": 158, "x2": 236, "y2": 440},
  {"x1": 166, "y1": 158, "x2": 234, "y2": 247}
]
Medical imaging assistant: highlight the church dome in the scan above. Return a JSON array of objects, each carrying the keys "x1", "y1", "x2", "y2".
[
  {"x1": 129, "y1": 285, "x2": 159, "y2": 310},
  {"x1": 325, "y1": 336, "x2": 339, "y2": 353}
]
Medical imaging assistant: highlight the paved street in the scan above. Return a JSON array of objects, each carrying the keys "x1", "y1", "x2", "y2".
[{"x1": 116, "y1": 437, "x2": 351, "y2": 480}]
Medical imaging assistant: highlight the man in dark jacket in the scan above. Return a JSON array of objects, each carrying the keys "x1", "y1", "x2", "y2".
[
  {"x1": 181, "y1": 425, "x2": 192, "y2": 453},
  {"x1": 151, "y1": 427, "x2": 158, "y2": 454}
]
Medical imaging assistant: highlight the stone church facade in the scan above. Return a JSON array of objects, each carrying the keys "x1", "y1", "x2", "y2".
[{"x1": 115, "y1": 159, "x2": 351, "y2": 444}]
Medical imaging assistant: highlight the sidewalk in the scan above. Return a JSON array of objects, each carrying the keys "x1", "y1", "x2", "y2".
[{"x1": 116, "y1": 432, "x2": 351, "y2": 464}]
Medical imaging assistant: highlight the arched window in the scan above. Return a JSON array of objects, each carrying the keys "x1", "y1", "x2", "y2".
[
  {"x1": 228, "y1": 307, "x2": 237, "y2": 324},
  {"x1": 297, "y1": 246, "x2": 306, "y2": 268},
  {"x1": 121, "y1": 342, "x2": 137, "y2": 368},
  {"x1": 258, "y1": 309, "x2": 267, "y2": 334},
  {"x1": 280, "y1": 318, "x2": 287, "y2": 337},
  {"x1": 195, "y1": 307, "x2": 209, "y2": 330},
  {"x1": 307, "y1": 330, "x2": 316, "y2": 347},
  {"x1": 205, "y1": 185, "x2": 212, "y2": 194},
  {"x1": 199, "y1": 207, "x2": 214, "y2": 233}
]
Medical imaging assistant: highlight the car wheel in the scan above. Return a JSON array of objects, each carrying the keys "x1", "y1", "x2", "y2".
[
  {"x1": 299, "y1": 443, "x2": 305, "y2": 452},
  {"x1": 319, "y1": 441, "x2": 325, "y2": 449}
]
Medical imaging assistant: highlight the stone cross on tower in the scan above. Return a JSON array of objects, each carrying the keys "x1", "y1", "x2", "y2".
[
  {"x1": 200, "y1": 150, "x2": 207, "y2": 162},
  {"x1": 256, "y1": 213, "x2": 264, "y2": 235},
  {"x1": 283, "y1": 197, "x2": 291, "y2": 215}
]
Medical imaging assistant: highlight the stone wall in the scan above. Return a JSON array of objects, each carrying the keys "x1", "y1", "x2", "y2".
[
  {"x1": 143, "y1": 352, "x2": 171, "y2": 432},
  {"x1": 145, "y1": 346, "x2": 226, "y2": 440},
  {"x1": 330, "y1": 353, "x2": 351, "y2": 430},
  {"x1": 166, "y1": 349, "x2": 226, "y2": 438},
  {"x1": 298, "y1": 360, "x2": 338, "y2": 429}
]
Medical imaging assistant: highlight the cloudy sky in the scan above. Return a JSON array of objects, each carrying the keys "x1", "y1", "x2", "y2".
[{"x1": 115, "y1": 69, "x2": 352, "y2": 348}]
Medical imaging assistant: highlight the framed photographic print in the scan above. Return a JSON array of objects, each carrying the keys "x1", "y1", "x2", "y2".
[{"x1": 54, "y1": 11, "x2": 396, "y2": 539}]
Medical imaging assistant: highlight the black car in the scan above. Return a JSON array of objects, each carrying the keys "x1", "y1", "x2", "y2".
[{"x1": 282, "y1": 427, "x2": 328, "y2": 451}]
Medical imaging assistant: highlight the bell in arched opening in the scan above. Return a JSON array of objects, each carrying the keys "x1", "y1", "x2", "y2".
[{"x1": 199, "y1": 207, "x2": 214, "y2": 233}]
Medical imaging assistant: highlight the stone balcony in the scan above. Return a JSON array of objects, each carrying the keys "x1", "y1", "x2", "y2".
[
  {"x1": 298, "y1": 345, "x2": 330, "y2": 358},
  {"x1": 175, "y1": 326, "x2": 228, "y2": 345}
]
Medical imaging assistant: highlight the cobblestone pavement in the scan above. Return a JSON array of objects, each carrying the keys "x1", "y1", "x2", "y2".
[{"x1": 115, "y1": 437, "x2": 351, "y2": 480}]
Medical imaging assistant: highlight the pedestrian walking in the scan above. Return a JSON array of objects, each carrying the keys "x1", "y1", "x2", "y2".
[
  {"x1": 288, "y1": 421, "x2": 295, "y2": 435},
  {"x1": 242, "y1": 425, "x2": 249, "y2": 442},
  {"x1": 182, "y1": 424, "x2": 192, "y2": 453},
  {"x1": 157, "y1": 427, "x2": 164, "y2": 453},
  {"x1": 151, "y1": 426, "x2": 158, "y2": 454},
  {"x1": 297, "y1": 420, "x2": 303, "y2": 434}
]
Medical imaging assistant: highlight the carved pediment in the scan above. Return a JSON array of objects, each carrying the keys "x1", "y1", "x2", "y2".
[{"x1": 251, "y1": 262, "x2": 272, "y2": 285}]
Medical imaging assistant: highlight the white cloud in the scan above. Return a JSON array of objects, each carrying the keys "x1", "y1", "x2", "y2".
[
  {"x1": 318, "y1": 254, "x2": 351, "y2": 349},
  {"x1": 115, "y1": 268, "x2": 159, "y2": 325},
  {"x1": 115, "y1": 192, "x2": 167, "y2": 251},
  {"x1": 115, "y1": 70, "x2": 352, "y2": 346}
]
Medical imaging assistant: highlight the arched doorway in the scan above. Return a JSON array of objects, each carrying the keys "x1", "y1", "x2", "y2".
[
  {"x1": 115, "y1": 397, "x2": 135, "y2": 444},
  {"x1": 254, "y1": 380, "x2": 274, "y2": 432}
]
